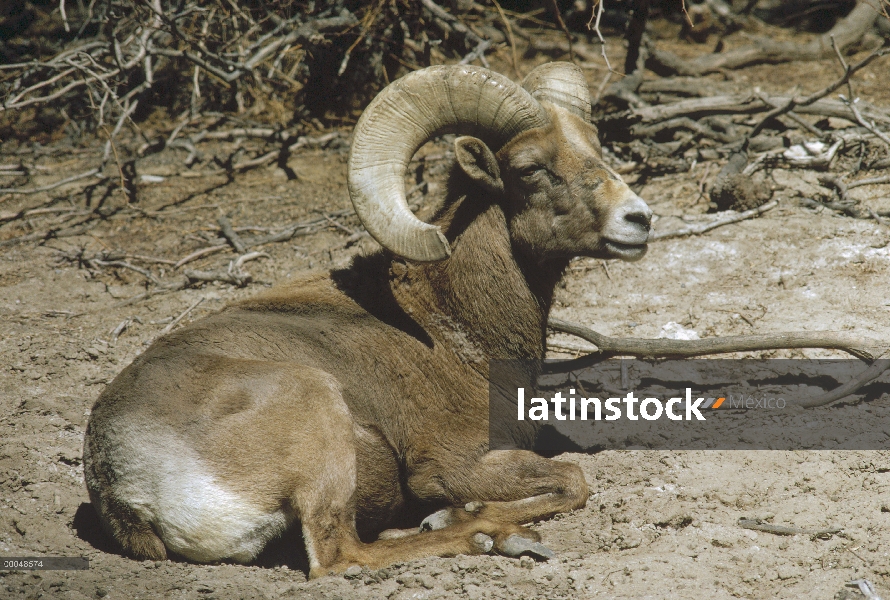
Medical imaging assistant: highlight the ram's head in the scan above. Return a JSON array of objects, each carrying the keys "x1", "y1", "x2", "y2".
[{"x1": 347, "y1": 62, "x2": 651, "y2": 263}]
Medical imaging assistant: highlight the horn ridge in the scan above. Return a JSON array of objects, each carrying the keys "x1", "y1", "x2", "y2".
[
  {"x1": 347, "y1": 65, "x2": 549, "y2": 262},
  {"x1": 521, "y1": 62, "x2": 592, "y2": 122}
]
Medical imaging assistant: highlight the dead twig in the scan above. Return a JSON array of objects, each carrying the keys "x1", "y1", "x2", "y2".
[
  {"x1": 90, "y1": 258, "x2": 160, "y2": 284},
  {"x1": 159, "y1": 297, "x2": 205, "y2": 336},
  {"x1": 586, "y1": 0, "x2": 615, "y2": 72},
  {"x1": 0, "y1": 169, "x2": 102, "y2": 195},
  {"x1": 652, "y1": 201, "x2": 777, "y2": 240},
  {"x1": 738, "y1": 519, "x2": 842, "y2": 537},
  {"x1": 174, "y1": 244, "x2": 229, "y2": 269},
  {"x1": 115, "y1": 280, "x2": 187, "y2": 307},
  {"x1": 800, "y1": 197, "x2": 862, "y2": 218},
  {"x1": 848, "y1": 175, "x2": 890, "y2": 189},
  {"x1": 818, "y1": 174, "x2": 851, "y2": 203},
  {"x1": 841, "y1": 95, "x2": 890, "y2": 149},
  {"x1": 421, "y1": 0, "x2": 491, "y2": 67},
  {"x1": 217, "y1": 215, "x2": 247, "y2": 253},
  {"x1": 547, "y1": 317, "x2": 880, "y2": 361},
  {"x1": 799, "y1": 357, "x2": 890, "y2": 408},
  {"x1": 110, "y1": 317, "x2": 132, "y2": 341},
  {"x1": 491, "y1": 0, "x2": 521, "y2": 77},
  {"x1": 867, "y1": 208, "x2": 890, "y2": 227},
  {"x1": 548, "y1": 317, "x2": 889, "y2": 407},
  {"x1": 746, "y1": 43, "x2": 889, "y2": 141},
  {"x1": 548, "y1": 0, "x2": 574, "y2": 63},
  {"x1": 646, "y1": 1, "x2": 882, "y2": 76},
  {"x1": 183, "y1": 268, "x2": 251, "y2": 287},
  {"x1": 617, "y1": 94, "x2": 890, "y2": 128},
  {"x1": 230, "y1": 251, "x2": 269, "y2": 273}
]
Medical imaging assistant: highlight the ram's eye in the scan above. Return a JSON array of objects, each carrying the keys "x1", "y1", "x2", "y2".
[{"x1": 519, "y1": 166, "x2": 542, "y2": 179}]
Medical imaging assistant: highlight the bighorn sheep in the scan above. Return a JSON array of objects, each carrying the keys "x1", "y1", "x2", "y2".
[{"x1": 83, "y1": 61, "x2": 651, "y2": 577}]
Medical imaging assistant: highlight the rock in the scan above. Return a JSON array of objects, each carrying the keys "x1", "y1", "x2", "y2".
[
  {"x1": 616, "y1": 529, "x2": 643, "y2": 550},
  {"x1": 710, "y1": 173, "x2": 770, "y2": 212},
  {"x1": 776, "y1": 564, "x2": 800, "y2": 580},
  {"x1": 344, "y1": 565, "x2": 363, "y2": 579}
]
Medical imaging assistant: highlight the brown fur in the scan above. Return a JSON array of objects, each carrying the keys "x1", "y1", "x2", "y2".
[{"x1": 83, "y1": 106, "x2": 650, "y2": 577}]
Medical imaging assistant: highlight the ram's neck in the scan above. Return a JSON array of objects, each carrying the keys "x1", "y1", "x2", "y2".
[{"x1": 391, "y1": 195, "x2": 567, "y2": 362}]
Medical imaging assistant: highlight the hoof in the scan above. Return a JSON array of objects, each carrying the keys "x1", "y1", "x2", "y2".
[
  {"x1": 499, "y1": 534, "x2": 555, "y2": 560},
  {"x1": 378, "y1": 528, "x2": 418, "y2": 540},
  {"x1": 472, "y1": 533, "x2": 494, "y2": 553},
  {"x1": 420, "y1": 508, "x2": 455, "y2": 532}
]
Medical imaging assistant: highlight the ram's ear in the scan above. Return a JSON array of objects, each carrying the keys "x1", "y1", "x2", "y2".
[{"x1": 454, "y1": 136, "x2": 504, "y2": 193}]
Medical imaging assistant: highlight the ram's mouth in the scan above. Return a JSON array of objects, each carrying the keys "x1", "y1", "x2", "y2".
[{"x1": 603, "y1": 239, "x2": 648, "y2": 261}]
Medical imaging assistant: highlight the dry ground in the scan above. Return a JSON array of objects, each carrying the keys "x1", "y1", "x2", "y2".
[{"x1": 2, "y1": 30, "x2": 890, "y2": 600}]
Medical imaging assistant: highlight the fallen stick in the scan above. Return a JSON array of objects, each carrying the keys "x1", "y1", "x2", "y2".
[
  {"x1": 548, "y1": 318, "x2": 889, "y2": 407},
  {"x1": 159, "y1": 297, "x2": 205, "y2": 336},
  {"x1": 217, "y1": 215, "x2": 247, "y2": 253},
  {"x1": 800, "y1": 198, "x2": 890, "y2": 220},
  {"x1": 0, "y1": 220, "x2": 98, "y2": 247},
  {"x1": 799, "y1": 357, "x2": 890, "y2": 408},
  {"x1": 547, "y1": 340, "x2": 599, "y2": 355},
  {"x1": 867, "y1": 208, "x2": 890, "y2": 227},
  {"x1": 90, "y1": 259, "x2": 160, "y2": 284},
  {"x1": 842, "y1": 95, "x2": 890, "y2": 149},
  {"x1": 115, "y1": 280, "x2": 187, "y2": 307},
  {"x1": 746, "y1": 43, "x2": 889, "y2": 141},
  {"x1": 621, "y1": 94, "x2": 890, "y2": 127},
  {"x1": 651, "y1": 200, "x2": 777, "y2": 240},
  {"x1": 183, "y1": 268, "x2": 251, "y2": 287},
  {"x1": 547, "y1": 317, "x2": 881, "y2": 361},
  {"x1": 0, "y1": 168, "x2": 102, "y2": 195},
  {"x1": 174, "y1": 244, "x2": 228, "y2": 269},
  {"x1": 125, "y1": 254, "x2": 177, "y2": 266},
  {"x1": 848, "y1": 175, "x2": 890, "y2": 189},
  {"x1": 646, "y1": 1, "x2": 882, "y2": 76},
  {"x1": 738, "y1": 519, "x2": 842, "y2": 537}
]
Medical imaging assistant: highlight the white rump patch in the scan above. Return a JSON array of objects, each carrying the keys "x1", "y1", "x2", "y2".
[{"x1": 110, "y1": 429, "x2": 291, "y2": 563}]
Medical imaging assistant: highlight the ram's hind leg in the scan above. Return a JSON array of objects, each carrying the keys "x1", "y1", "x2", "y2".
[
  {"x1": 298, "y1": 424, "x2": 533, "y2": 578},
  {"x1": 274, "y1": 374, "x2": 527, "y2": 577}
]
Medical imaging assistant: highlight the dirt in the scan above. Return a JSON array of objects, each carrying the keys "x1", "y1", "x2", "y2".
[{"x1": 2, "y1": 31, "x2": 890, "y2": 600}]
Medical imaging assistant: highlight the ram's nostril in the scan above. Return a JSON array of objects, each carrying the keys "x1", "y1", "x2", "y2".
[{"x1": 624, "y1": 211, "x2": 651, "y2": 230}]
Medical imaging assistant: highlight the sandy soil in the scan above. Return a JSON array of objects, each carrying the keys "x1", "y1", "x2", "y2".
[{"x1": 2, "y1": 30, "x2": 890, "y2": 600}]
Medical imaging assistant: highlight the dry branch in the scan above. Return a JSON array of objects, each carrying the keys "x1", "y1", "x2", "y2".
[
  {"x1": 746, "y1": 43, "x2": 889, "y2": 140},
  {"x1": 621, "y1": 93, "x2": 890, "y2": 127},
  {"x1": 158, "y1": 297, "x2": 204, "y2": 336},
  {"x1": 548, "y1": 317, "x2": 883, "y2": 362},
  {"x1": 217, "y1": 216, "x2": 247, "y2": 253},
  {"x1": 549, "y1": 317, "x2": 890, "y2": 406},
  {"x1": 801, "y1": 358, "x2": 890, "y2": 408},
  {"x1": 652, "y1": 200, "x2": 777, "y2": 240},
  {"x1": 647, "y1": 0, "x2": 881, "y2": 76},
  {"x1": 0, "y1": 169, "x2": 102, "y2": 195},
  {"x1": 848, "y1": 175, "x2": 890, "y2": 188}
]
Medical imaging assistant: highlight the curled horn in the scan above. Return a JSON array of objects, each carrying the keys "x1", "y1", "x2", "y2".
[
  {"x1": 347, "y1": 65, "x2": 549, "y2": 262},
  {"x1": 521, "y1": 62, "x2": 591, "y2": 122}
]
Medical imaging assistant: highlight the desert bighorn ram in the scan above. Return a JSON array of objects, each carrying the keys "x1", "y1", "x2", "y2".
[{"x1": 83, "y1": 61, "x2": 651, "y2": 577}]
